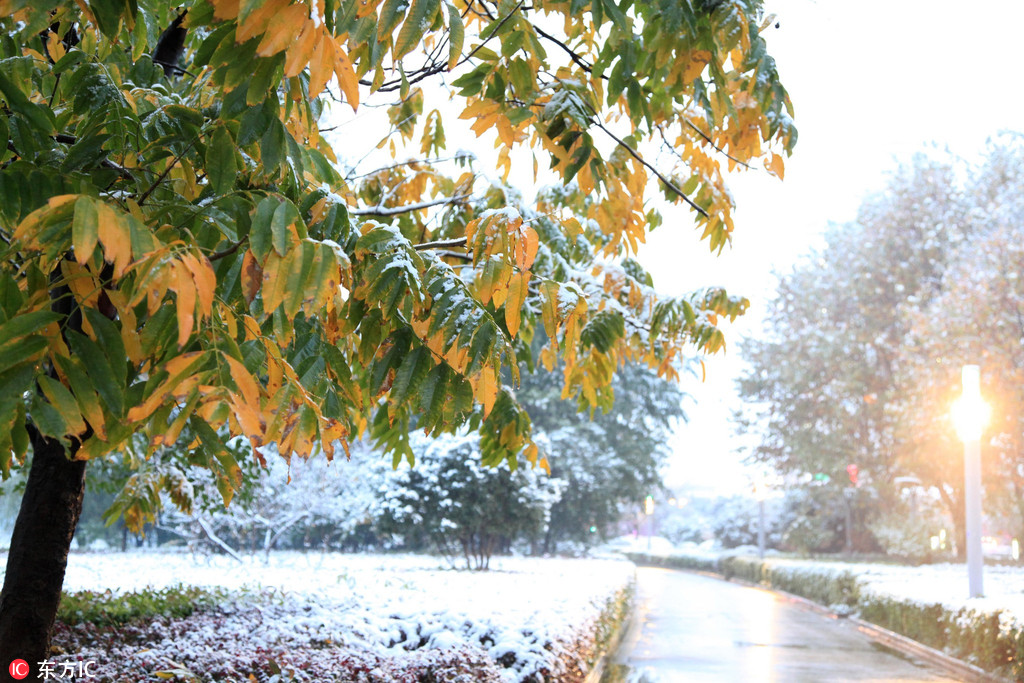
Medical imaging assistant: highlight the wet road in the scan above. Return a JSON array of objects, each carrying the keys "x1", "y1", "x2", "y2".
[{"x1": 605, "y1": 567, "x2": 962, "y2": 683}]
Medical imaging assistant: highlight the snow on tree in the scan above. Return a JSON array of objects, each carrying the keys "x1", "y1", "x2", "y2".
[{"x1": 376, "y1": 432, "x2": 563, "y2": 569}]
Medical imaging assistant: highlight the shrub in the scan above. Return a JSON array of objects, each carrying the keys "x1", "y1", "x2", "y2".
[{"x1": 57, "y1": 584, "x2": 225, "y2": 627}]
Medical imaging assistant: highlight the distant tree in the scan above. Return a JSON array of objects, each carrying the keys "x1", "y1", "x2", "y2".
[
  {"x1": 739, "y1": 136, "x2": 1024, "y2": 555},
  {"x1": 0, "y1": 0, "x2": 793, "y2": 666},
  {"x1": 736, "y1": 152, "x2": 972, "y2": 551},
  {"x1": 376, "y1": 433, "x2": 563, "y2": 569},
  {"x1": 892, "y1": 137, "x2": 1024, "y2": 549},
  {"x1": 157, "y1": 440, "x2": 389, "y2": 557},
  {"x1": 517, "y1": 357, "x2": 685, "y2": 552}
]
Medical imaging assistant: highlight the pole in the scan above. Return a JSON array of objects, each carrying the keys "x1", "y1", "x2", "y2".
[
  {"x1": 965, "y1": 436, "x2": 984, "y2": 598},
  {"x1": 757, "y1": 498, "x2": 765, "y2": 559}
]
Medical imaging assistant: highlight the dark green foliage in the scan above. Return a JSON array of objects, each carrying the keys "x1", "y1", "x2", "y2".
[{"x1": 57, "y1": 584, "x2": 225, "y2": 627}]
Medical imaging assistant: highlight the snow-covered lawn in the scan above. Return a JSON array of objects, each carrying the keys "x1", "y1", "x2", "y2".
[{"x1": 42, "y1": 551, "x2": 633, "y2": 682}]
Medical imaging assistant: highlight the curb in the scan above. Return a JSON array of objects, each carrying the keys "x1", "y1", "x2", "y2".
[
  {"x1": 583, "y1": 581, "x2": 635, "y2": 683},
  {"x1": 633, "y1": 560, "x2": 1012, "y2": 683},
  {"x1": 725, "y1": 575, "x2": 1010, "y2": 683}
]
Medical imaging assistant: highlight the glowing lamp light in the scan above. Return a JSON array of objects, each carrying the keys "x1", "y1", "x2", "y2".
[
  {"x1": 644, "y1": 495, "x2": 655, "y2": 516},
  {"x1": 952, "y1": 365, "x2": 990, "y2": 442}
]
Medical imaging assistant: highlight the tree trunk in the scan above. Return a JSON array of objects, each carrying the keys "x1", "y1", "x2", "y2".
[{"x1": 0, "y1": 431, "x2": 86, "y2": 681}]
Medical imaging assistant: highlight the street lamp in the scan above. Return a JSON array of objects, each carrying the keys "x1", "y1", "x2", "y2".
[{"x1": 951, "y1": 364, "x2": 990, "y2": 598}]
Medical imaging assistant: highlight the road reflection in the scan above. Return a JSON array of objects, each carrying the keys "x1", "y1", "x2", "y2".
[{"x1": 604, "y1": 567, "x2": 960, "y2": 683}]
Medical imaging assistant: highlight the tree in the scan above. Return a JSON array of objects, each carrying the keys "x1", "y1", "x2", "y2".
[
  {"x1": 892, "y1": 137, "x2": 1024, "y2": 550},
  {"x1": 738, "y1": 137, "x2": 1024, "y2": 555},
  {"x1": 517, "y1": 357, "x2": 685, "y2": 552},
  {"x1": 377, "y1": 432, "x2": 562, "y2": 568},
  {"x1": 736, "y1": 153, "x2": 971, "y2": 551},
  {"x1": 0, "y1": 0, "x2": 793, "y2": 669}
]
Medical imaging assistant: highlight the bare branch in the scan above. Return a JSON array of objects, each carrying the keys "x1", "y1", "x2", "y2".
[
  {"x1": 532, "y1": 25, "x2": 606, "y2": 79},
  {"x1": 679, "y1": 121, "x2": 750, "y2": 170},
  {"x1": 586, "y1": 113, "x2": 708, "y2": 218},
  {"x1": 352, "y1": 194, "x2": 470, "y2": 217},
  {"x1": 347, "y1": 155, "x2": 466, "y2": 181},
  {"x1": 138, "y1": 137, "x2": 199, "y2": 207},
  {"x1": 413, "y1": 237, "x2": 468, "y2": 250},
  {"x1": 365, "y1": 0, "x2": 525, "y2": 94},
  {"x1": 436, "y1": 249, "x2": 474, "y2": 261},
  {"x1": 208, "y1": 237, "x2": 247, "y2": 262}
]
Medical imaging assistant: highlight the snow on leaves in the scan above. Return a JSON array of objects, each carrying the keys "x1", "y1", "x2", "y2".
[{"x1": 0, "y1": 0, "x2": 792, "y2": 529}]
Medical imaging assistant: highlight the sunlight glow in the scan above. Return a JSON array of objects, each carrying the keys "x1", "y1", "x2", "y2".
[{"x1": 952, "y1": 365, "x2": 990, "y2": 442}]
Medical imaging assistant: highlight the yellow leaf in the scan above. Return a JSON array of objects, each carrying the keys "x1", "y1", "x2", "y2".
[
  {"x1": 474, "y1": 369, "x2": 499, "y2": 418},
  {"x1": 256, "y1": 4, "x2": 309, "y2": 57},
  {"x1": 210, "y1": 0, "x2": 240, "y2": 20},
  {"x1": 236, "y1": 0, "x2": 289, "y2": 42},
  {"x1": 181, "y1": 252, "x2": 216, "y2": 319},
  {"x1": 172, "y1": 261, "x2": 197, "y2": 347},
  {"x1": 126, "y1": 353, "x2": 206, "y2": 423},
  {"x1": 333, "y1": 40, "x2": 360, "y2": 110},
  {"x1": 283, "y1": 21, "x2": 318, "y2": 77},
  {"x1": 223, "y1": 354, "x2": 261, "y2": 408},
  {"x1": 683, "y1": 49, "x2": 711, "y2": 82},
  {"x1": 505, "y1": 271, "x2": 529, "y2": 338},
  {"x1": 95, "y1": 201, "x2": 132, "y2": 278},
  {"x1": 766, "y1": 152, "x2": 785, "y2": 180},
  {"x1": 308, "y1": 32, "x2": 334, "y2": 98}
]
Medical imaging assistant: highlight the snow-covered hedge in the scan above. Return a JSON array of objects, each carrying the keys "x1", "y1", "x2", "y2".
[
  {"x1": 626, "y1": 551, "x2": 1024, "y2": 680},
  {"x1": 45, "y1": 552, "x2": 634, "y2": 682}
]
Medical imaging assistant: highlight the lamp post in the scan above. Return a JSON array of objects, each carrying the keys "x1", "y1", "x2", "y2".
[{"x1": 952, "y1": 364, "x2": 990, "y2": 599}]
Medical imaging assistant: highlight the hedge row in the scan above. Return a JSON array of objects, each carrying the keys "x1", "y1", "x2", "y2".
[{"x1": 625, "y1": 552, "x2": 1023, "y2": 681}]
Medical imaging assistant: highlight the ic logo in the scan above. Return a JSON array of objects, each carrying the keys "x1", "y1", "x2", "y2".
[{"x1": 9, "y1": 659, "x2": 29, "y2": 680}]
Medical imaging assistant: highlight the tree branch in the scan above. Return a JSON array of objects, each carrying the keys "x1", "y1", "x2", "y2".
[
  {"x1": 532, "y1": 25, "x2": 605, "y2": 78},
  {"x1": 351, "y1": 194, "x2": 470, "y2": 217},
  {"x1": 586, "y1": 113, "x2": 708, "y2": 217},
  {"x1": 679, "y1": 121, "x2": 750, "y2": 170},
  {"x1": 364, "y1": 0, "x2": 524, "y2": 93},
  {"x1": 413, "y1": 237, "x2": 469, "y2": 250},
  {"x1": 138, "y1": 137, "x2": 199, "y2": 207},
  {"x1": 208, "y1": 237, "x2": 247, "y2": 262}
]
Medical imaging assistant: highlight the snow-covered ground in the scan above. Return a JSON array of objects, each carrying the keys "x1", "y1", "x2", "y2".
[{"x1": 45, "y1": 551, "x2": 634, "y2": 682}]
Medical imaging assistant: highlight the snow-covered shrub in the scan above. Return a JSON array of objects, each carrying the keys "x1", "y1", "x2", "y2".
[
  {"x1": 859, "y1": 596, "x2": 1024, "y2": 679},
  {"x1": 160, "y1": 439, "x2": 391, "y2": 556},
  {"x1": 377, "y1": 432, "x2": 564, "y2": 569},
  {"x1": 866, "y1": 495, "x2": 949, "y2": 562}
]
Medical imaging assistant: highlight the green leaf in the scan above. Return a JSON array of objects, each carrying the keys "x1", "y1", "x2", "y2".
[
  {"x1": 446, "y1": 2, "x2": 464, "y2": 69},
  {"x1": 71, "y1": 196, "x2": 99, "y2": 262},
  {"x1": 395, "y1": 0, "x2": 440, "y2": 60},
  {"x1": 260, "y1": 117, "x2": 287, "y2": 175},
  {"x1": 83, "y1": 308, "x2": 127, "y2": 388},
  {"x1": 38, "y1": 375, "x2": 86, "y2": 435},
  {"x1": 205, "y1": 124, "x2": 238, "y2": 196},
  {"x1": 270, "y1": 199, "x2": 301, "y2": 256},
  {"x1": 0, "y1": 70, "x2": 55, "y2": 135},
  {"x1": 0, "y1": 310, "x2": 61, "y2": 350},
  {"x1": 390, "y1": 345, "x2": 431, "y2": 406},
  {"x1": 377, "y1": 0, "x2": 410, "y2": 44},
  {"x1": 66, "y1": 330, "x2": 124, "y2": 417},
  {"x1": 250, "y1": 196, "x2": 279, "y2": 262},
  {"x1": 29, "y1": 392, "x2": 67, "y2": 440}
]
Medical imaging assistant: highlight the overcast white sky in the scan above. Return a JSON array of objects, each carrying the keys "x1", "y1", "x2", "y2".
[{"x1": 643, "y1": 0, "x2": 1024, "y2": 495}]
